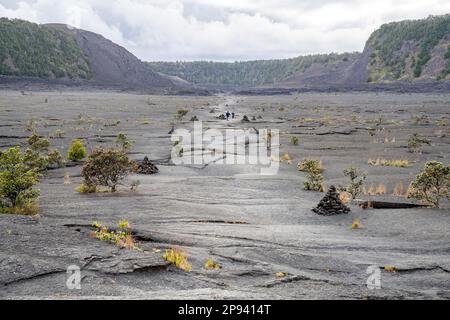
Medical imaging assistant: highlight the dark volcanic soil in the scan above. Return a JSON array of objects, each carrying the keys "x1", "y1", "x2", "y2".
[{"x1": 0, "y1": 91, "x2": 449, "y2": 299}]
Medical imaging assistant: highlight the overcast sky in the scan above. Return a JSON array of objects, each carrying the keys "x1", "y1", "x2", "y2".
[{"x1": 1, "y1": 0, "x2": 449, "y2": 62}]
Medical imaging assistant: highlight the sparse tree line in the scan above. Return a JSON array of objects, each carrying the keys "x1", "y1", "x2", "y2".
[{"x1": 148, "y1": 53, "x2": 358, "y2": 86}]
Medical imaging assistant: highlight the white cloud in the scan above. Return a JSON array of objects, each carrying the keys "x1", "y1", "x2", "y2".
[{"x1": 0, "y1": 0, "x2": 449, "y2": 61}]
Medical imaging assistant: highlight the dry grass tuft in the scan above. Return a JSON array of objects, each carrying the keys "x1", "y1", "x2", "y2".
[
  {"x1": 351, "y1": 218, "x2": 362, "y2": 229},
  {"x1": 376, "y1": 183, "x2": 386, "y2": 195},
  {"x1": 280, "y1": 153, "x2": 292, "y2": 164},
  {"x1": 384, "y1": 265, "x2": 397, "y2": 272},
  {"x1": 63, "y1": 172, "x2": 71, "y2": 185},
  {"x1": 205, "y1": 257, "x2": 221, "y2": 270},
  {"x1": 365, "y1": 183, "x2": 387, "y2": 195},
  {"x1": 392, "y1": 182, "x2": 405, "y2": 197},
  {"x1": 339, "y1": 191, "x2": 351, "y2": 204},
  {"x1": 368, "y1": 158, "x2": 411, "y2": 168},
  {"x1": 276, "y1": 272, "x2": 288, "y2": 278},
  {"x1": 1, "y1": 202, "x2": 39, "y2": 216}
]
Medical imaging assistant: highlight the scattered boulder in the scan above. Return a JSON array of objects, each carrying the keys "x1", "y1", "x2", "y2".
[
  {"x1": 217, "y1": 114, "x2": 226, "y2": 120},
  {"x1": 135, "y1": 156, "x2": 159, "y2": 174},
  {"x1": 312, "y1": 186, "x2": 350, "y2": 215},
  {"x1": 251, "y1": 116, "x2": 256, "y2": 121},
  {"x1": 190, "y1": 116, "x2": 199, "y2": 121},
  {"x1": 241, "y1": 115, "x2": 250, "y2": 122}
]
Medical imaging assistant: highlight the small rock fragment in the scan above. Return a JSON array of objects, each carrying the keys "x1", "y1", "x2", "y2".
[{"x1": 134, "y1": 156, "x2": 159, "y2": 174}]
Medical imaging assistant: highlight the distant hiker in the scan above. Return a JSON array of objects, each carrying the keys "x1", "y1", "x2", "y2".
[
  {"x1": 231, "y1": 112, "x2": 235, "y2": 119},
  {"x1": 266, "y1": 130, "x2": 272, "y2": 150},
  {"x1": 226, "y1": 111, "x2": 231, "y2": 120}
]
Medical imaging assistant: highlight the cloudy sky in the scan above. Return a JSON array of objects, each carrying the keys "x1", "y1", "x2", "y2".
[{"x1": 1, "y1": 0, "x2": 449, "y2": 62}]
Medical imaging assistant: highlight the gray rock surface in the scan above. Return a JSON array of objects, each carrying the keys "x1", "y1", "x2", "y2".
[{"x1": 0, "y1": 91, "x2": 449, "y2": 299}]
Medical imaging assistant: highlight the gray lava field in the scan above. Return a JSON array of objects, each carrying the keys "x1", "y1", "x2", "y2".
[{"x1": 0, "y1": 91, "x2": 449, "y2": 299}]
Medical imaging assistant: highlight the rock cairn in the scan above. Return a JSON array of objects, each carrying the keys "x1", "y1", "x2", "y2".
[
  {"x1": 241, "y1": 115, "x2": 250, "y2": 122},
  {"x1": 312, "y1": 185, "x2": 350, "y2": 215},
  {"x1": 135, "y1": 156, "x2": 159, "y2": 174}
]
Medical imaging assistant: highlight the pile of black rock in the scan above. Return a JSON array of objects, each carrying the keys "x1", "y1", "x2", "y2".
[
  {"x1": 135, "y1": 156, "x2": 159, "y2": 174},
  {"x1": 312, "y1": 185, "x2": 350, "y2": 216},
  {"x1": 241, "y1": 115, "x2": 250, "y2": 122}
]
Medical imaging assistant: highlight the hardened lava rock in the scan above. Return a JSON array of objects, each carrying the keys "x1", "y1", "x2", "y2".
[
  {"x1": 241, "y1": 115, "x2": 250, "y2": 122},
  {"x1": 135, "y1": 156, "x2": 159, "y2": 174},
  {"x1": 312, "y1": 185, "x2": 350, "y2": 216}
]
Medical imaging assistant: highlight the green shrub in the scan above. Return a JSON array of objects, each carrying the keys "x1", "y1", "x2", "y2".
[
  {"x1": 23, "y1": 133, "x2": 64, "y2": 172},
  {"x1": 407, "y1": 161, "x2": 449, "y2": 208},
  {"x1": 298, "y1": 159, "x2": 324, "y2": 191},
  {"x1": 115, "y1": 133, "x2": 132, "y2": 152},
  {"x1": 0, "y1": 147, "x2": 40, "y2": 211},
  {"x1": 67, "y1": 139, "x2": 87, "y2": 161},
  {"x1": 27, "y1": 133, "x2": 50, "y2": 151},
  {"x1": 407, "y1": 133, "x2": 431, "y2": 153},
  {"x1": 298, "y1": 159, "x2": 324, "y2": 173},
  {"x1": 342, "y1": 166, "x2": 367, "y2": 200},
  {"x1": 290, "y1": 136, "x2": 299, "y2": 145},
  {"x1": 175, "y1": 108, "x2": 189, "y2": 120},
  {"x1": 81, "y1": 147, "x2": 132, "y2": 192},
  {"x1": 47, "y1": 149, "x2": 64, "y2": 168}
]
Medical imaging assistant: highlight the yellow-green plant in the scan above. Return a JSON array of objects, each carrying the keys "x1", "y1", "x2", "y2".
[
  {"x1": 115, "y1": 133, "x2": 132, "y2": 152},
  {"x1": 368, "y1": 158, "x2": 411, "y2": 168},
  {"x1": 342, "y1": 166, "x2": 367, "y2": 200},
  {"x1": 24, "y1": 133, "x2": 64, "y2": 172},
  {"x1": 298, "y1": 159, "x2": 324, "y2": 173},
  {"x1": 298, "y1": 159, "x2": 324, "y2": 191},
  {"x1": 407, "y1": 133, "x2": 431, "y2": 153},
  {"x1": 175, "y1": 108, "x2": 189, "y2": 120},
  {"x1": 91, "y1": 220, "x2": 137, "y2": 249},
  {"x1": 290, "y1": 136, "x2": 299, "y2": 145},
  {"x1": 67, "y1": 139, "x2": 87, "y2": 161},
  {"x1": 75, "y1": 183, "x2": 97, "y2": 194},
  {"x1": 205, "y1": 257, "x2": 221, "y2": 270},
  {"x1": 163, "y1": 248, "x2": 191, "y2": 271}
]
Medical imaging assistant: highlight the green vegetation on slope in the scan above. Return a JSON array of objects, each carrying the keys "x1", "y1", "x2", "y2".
[
  {"x1": 0, "y1": 18, "x2": 92, "y2": 79},
  {"x1": 367, "y1": 15, "x2": 450, "y2": 81},
  {"x1": 148, "y1": 53, "x2": 356, "y2": 87},
  {"x1": 439, "y1": 44, "x2": 450, "y2": 79}
]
